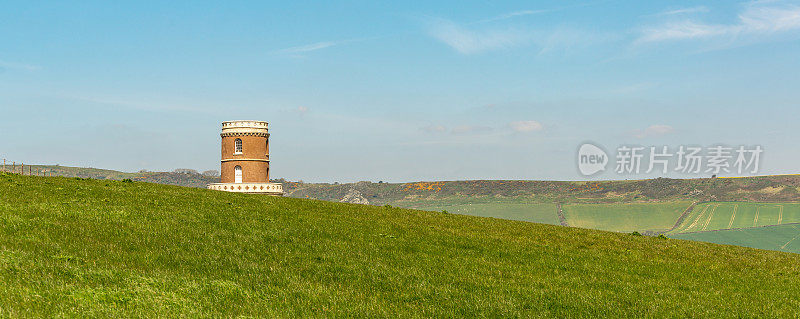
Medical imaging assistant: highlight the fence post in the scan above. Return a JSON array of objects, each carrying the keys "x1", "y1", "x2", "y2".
[{"x1": 21, "y1": 163, "x2": 24, "y2": 175}]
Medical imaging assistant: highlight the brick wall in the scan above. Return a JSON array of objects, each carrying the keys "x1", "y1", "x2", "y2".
[{"x1": 220, "y1": 135, "x2": 270, "y2": 183}]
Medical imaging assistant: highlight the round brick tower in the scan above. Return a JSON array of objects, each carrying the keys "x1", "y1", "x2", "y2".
[{"x1": 208, "y1": 120, "x2": 283, "y2": 195}]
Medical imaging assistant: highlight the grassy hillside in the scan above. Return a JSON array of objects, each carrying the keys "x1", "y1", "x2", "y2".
[
  {"x1": 3, "y1": 164, "x2": 219, "y2": 188},
  {"x1": 3, "y1": 174, "x2": 800, "y2": 316}
]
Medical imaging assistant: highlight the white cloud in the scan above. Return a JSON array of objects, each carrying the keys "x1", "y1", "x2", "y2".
[
  {"x1": 421, "y1": 124, "x2": 447, "y2": 133},
  {"x1": 632, "y1": 125, "x2": 675, "y2": 138},
  {"x1": 451, "y1": 125, "x2": 493, "y2": 134},
  {"x1": 0, "y1": 59, "x2": 41, "y2": 71},
  {"x1": 477, "y1": 9, "x2": 550, "y2": 23},
  {"x1": 655, "y1": 6, "x2": 709, "y2": 16},
  {"x1": 427, "y1": 16, "x2": 613, "y2": 55},
  {"x1": 427, "y1": 19, "x2": 527, "y2": 54},
  {"x1": 277, "y1": 41, "x2": 338, "y2": 54},
  {"x1": 638, "y1": 4, "x2": 800, "y2": 43},
  {"x1": 509, "y1": 120, "x2": 544, "y2": 132}
]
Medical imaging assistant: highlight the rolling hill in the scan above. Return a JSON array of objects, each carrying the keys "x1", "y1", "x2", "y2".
[
  {"x1": 4, "y1": 164, "x2": 219, "y2": 188},
  {"x1": 2, "y1": 173, "x2": 800, "y2": 316},
  {"x1": 8, "y1": 164, "x2": 800, "y2": 254}
]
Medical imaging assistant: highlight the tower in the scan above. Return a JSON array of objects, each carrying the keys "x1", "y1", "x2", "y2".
[{"x1": 207, "y1": 120, "x2": 283, "y2": 195}]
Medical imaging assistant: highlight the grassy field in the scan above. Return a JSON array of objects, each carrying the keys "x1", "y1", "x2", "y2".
[
  {"x1": 3, "y1": 174, "x2": 800, "y2": 316},
  {"x1": 666, "y1": 202, "x2": 800, "y2": 253},
  {"x1": 561, "y1": 202, "x2": 692, "y2": 233},
  {"x1": 670, "y1": 223, "x2": 800, "y2": 254},
  {"x1": 398, "y1": 198, "x2": 559, "y2": 225},
  {"x1": 669, "y1": 202, "x2": 800, "y2": 234}
]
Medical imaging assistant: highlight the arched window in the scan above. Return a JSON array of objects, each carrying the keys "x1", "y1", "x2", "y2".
[
  {"x1": 234, "y1": 138, "x2": 243, "y2": 154},
  {"x1": 234, "y1": 165, "x2": 242, "y2": 183}
]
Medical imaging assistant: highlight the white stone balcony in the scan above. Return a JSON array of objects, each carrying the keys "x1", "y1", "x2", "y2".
[{"x1": 207, "y1": 182, "x2": 283, "y2": 195}]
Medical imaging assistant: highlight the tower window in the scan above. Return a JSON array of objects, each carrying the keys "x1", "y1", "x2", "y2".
[{"x1": 234, "y1": 138, "x2": 243, "y2": 154}]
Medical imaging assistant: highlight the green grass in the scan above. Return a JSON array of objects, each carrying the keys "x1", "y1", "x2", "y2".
[
  {"x1": 666, "y1": 202, "x2": 800, "y2": 253},
  {"x1": 398, "y1": 198, "x2": 559, "y2": 225},
  {"x1": 561, "y1": 202, "x2": 692, "y2": 233},
  {"x1": 670, "y1": 223, "x2": 800, "y2": 254},
  {"x1": 670, "y1": 202, "x2": 800, "y2": 234},
  {"x1": 3, "y1": 174, "x2": 800, "y2": 316}
]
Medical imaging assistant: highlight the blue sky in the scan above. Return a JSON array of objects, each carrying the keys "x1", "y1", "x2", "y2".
[{"x1": 2, "y1": 0, "x2": 800, "y2": 182}]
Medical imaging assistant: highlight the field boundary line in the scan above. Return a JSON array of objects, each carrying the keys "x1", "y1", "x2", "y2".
[
  {"x1": 702, "y1": 204, "x2": 718, "y2": 231},
  {"x1": 780, "y1": 225, "x2": 800, "y2": 250},
  {"x1": 686, "y1": 205, "x2": 711, "y2": 232},
  {"x1": 662, "y1": 201, "x2": 700, "y2": 235},
  {"x1": 556, "y1": 203, "x2": 568, "y2": 227},
  {"x1": 778, "y1": 205, "x2": 784, "y2": 224},
  {"x1": 729, "y1": 204, "x2": 738, "y2": 229},
  {"x1": 669, "y1": 222, "x2": 800, "y2": 235},
  {"x1": 754, "y1": 207, "x2": 760, "y2": 227}
]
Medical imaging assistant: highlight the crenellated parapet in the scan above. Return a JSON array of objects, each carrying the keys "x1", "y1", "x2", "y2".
[
  {"x1": 222, "y1": 120, "x2": 268, "y2": 129},
  {"x1": 220, "y1": 120, "x2": 269, "y2": 136},
  {"x1": 220, "y1": 131, "x2": 270, "y2": 138}
]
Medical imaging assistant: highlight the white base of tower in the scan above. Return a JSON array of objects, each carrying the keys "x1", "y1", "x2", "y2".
[{"x1": 207, "y1": 182, "x2": 284, "y2": 195}]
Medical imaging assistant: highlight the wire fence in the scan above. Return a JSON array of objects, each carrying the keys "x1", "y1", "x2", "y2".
[{"x1": 1, "y1": 159, "x2": 57, "y2": 177}]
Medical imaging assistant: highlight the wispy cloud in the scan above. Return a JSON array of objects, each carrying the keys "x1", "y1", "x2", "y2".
[
  {"x1": 427, "y1": 19, "x2": 528, "y2": 54},
  {"x1": 420, "y1": 124, "x2": 494, "y2": 134},
  {"x1": 0, "y1": 59, "x2": 41, "y2": 71},
  {"x1": 276, "y1": 41, "x2": 339, "y2": 54},
  {"x1": 295, "y1": 106, "x2": 309, "y2": 115},
  {"x1": 63, "y1": 94, "x2": 217, "y2": 114},
  {"x1": 631, "y1": 125, "x2": 674, "y2": 138},
  {"x1": 638, "y1": 3, "x2": 800, "y2": 43},
  {"x1": 421, "y1": 121, "x2": 545, "y2": 135},
  {"x1": 421, "y1": 124, "x2": 447, "y2": 133},
  {"x1": 654, "y1": 6, "x2": 709, "y2": 17},
  {"x1": 476, "y1": 2, "x2": 607, "y2": 24},
  {"x1": 509, "y1": 120, "x2": 544, "y2": 132},
  {"x1": 273, "y1": 37, "x2": 376, "y2": 56},
  {"x1": 452, "y1": 125, "x2": 493, "y2": 134},
  {"x1": 477, "y1": 9, "x2": 551, "y2": 23},
  {"x1": 427, "y1": 18, "x2": 610, "y2": 55}
]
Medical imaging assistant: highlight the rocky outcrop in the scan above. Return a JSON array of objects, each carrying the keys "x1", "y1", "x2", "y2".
[{"x1": 340, "y1": 188, "x2": 370, "y2": 205}]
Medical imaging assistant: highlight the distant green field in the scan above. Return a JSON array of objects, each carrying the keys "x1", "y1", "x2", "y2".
[
  {"x1": 669, "y1": 202, "x2": 800, "y2": 234},
  {"x1": 405, "y1": 201, "x2": 559, "y2": 225},
  {"x1": 670, "y1": 223, "x2": 800, "y2": 254},
  {"x1": 562, "y1": 202, "x2": 692, "y2": 233},
  {"x1": 666, "y1": 202, "x2": 800, "y2": 253}
]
